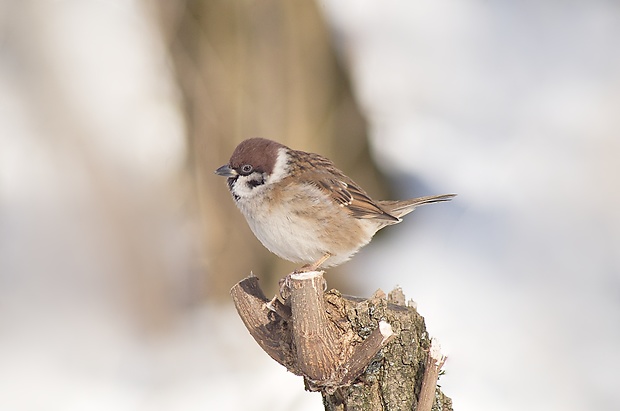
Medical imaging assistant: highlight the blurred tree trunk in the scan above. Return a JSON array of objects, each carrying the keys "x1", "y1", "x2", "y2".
[{"x1": 151, "y1": 0, "x2": 389, "y2": 300}]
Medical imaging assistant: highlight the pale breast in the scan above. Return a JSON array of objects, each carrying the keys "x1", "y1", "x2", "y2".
[{"x1": 236, "y1": 181, "x2": 377, "y2": 266}]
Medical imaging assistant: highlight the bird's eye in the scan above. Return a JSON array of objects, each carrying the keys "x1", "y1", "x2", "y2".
[{"x1": 240, "y1": 164, "x2": 253, "y2": 175}]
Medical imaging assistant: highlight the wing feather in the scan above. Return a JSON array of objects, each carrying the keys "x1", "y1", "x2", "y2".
[{"x1": 297, "y1": 152, "x2": 400, "y2": 222}]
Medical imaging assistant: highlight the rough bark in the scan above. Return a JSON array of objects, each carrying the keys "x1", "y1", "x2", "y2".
[{"x1": 231, "y1": 273, "x2": 453, "y2": 411}]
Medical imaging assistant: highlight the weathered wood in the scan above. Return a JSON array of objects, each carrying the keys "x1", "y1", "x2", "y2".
[
  {"x1": 334, "y1": 320, "x2": 394, "y2": 388},
  {"x1": 230, "y1": 275, "x2": 298, "y2": 373},
  {"x1": 417, "y1": 338, "x2": 448, "y2": 411},
  {"x1": 231, "y1": 275, "x2": 453, "y2": 411},
  {"x1": 289, "y1": 272, "x2": 340, "y2": 382},
  {"x1": 322, "y1": 288, "x2": 452, "y2": 411}
]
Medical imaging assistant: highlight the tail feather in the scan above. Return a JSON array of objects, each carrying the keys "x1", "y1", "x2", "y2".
[{"x1": 379, "y1": 193, "x2": 456, "y2": 219}]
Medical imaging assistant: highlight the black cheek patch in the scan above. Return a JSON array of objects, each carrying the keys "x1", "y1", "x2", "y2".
[
  {"x1": 227, "y1": 176, "x2": 238, "y2": 191},
  {"x1": 247, "y1": 176, "x2": 265, "y2": 188}
]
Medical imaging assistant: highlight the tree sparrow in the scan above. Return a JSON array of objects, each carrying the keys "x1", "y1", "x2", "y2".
[{"x1": 215, "y1": 138, "x2": 455, "y2": 270}]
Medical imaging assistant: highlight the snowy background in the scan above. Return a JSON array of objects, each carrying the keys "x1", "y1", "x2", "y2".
[
  {"x1": 1, "y1": 1, "x2": 619, "y2": 410},
  {"x1": 323, "y1": 1, "x2": 620, "y2": 410}
]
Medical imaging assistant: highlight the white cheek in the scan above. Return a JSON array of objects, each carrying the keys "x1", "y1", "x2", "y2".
[
  {"x1": 268, "y1": 148, "x2": 289, "y2": 184},
  {"x1": 231, "y1": 176, "x2": 259, "y2": 199}
]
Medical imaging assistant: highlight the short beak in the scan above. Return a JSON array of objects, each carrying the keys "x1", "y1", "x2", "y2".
[{"x1": 215, "y1": 164, "x2": 237, "y2": 178}]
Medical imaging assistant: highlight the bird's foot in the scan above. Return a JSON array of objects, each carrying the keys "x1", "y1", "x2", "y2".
[{"x1": 295, "y1": 252, "x2": 331, "y2": 273}]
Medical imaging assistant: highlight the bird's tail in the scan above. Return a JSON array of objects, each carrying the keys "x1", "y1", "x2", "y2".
[{"x1": 379, "y1": 193, "x2": 456, "y2": 220}]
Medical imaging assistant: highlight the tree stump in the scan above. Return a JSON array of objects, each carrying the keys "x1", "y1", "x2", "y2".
[{"x1": 231, "y1": 272, "x2": 453, "y2": 411}]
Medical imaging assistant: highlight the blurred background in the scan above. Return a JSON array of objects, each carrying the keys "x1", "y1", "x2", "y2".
[{"x1": 1, "y1": 1, "x2": 618, "y2": 410}]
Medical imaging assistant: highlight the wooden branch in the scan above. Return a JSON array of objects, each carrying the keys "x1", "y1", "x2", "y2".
[
  {"x1": 230, "y1": 272, "x2": 453, "y2": 411},
  {"x1": 335, "y1": 320, "x2": 394, "y2": 387},
  {"x1": 288, "y1": 271, "x2": 340, "y2": 382},
  {"x1": 417, "y1": 338, "x2": 447, "y2": 411},
  {"x1": 230, "y1": 274, "x2": 297, "y2": 372}
]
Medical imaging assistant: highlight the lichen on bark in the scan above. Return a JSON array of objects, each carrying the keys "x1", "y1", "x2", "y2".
[{"x1": 322, "y1": 288, "x2": 453, "y2": 411}]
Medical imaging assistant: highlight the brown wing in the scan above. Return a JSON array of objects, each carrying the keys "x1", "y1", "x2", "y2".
[{"x1": 292, "y1": 151, "x2": 399, "y2": 222}]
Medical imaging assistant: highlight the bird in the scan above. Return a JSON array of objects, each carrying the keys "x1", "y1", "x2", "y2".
[{"x1": 215, "y1": 138, "x2": 455, "y2": 271}]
